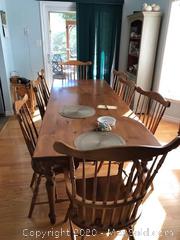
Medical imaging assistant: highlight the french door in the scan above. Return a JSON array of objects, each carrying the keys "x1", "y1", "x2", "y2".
[{"x1": 40, "y1": 1, "x2": 76, "y2": 87}]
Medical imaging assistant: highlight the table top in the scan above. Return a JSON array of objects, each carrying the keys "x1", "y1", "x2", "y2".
[{"x1": 33, "y1": 79, "x2": 160, "y2": 160}]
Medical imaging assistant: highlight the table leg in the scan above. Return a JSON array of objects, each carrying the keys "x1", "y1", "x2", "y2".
[{"x1": 45, "y1": 169, "x2": 56, "y2": 224}]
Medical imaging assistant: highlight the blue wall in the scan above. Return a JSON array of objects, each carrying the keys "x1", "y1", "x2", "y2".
[
  {"x1": 0, "y1": 0, "x2": 14, "y2": 115},
  {"x1": 6, "y1": 0, "x2": 44, "y2": 80},
  {"x1": 0, "y1": 0, "x2": 44, "y2": 115}
]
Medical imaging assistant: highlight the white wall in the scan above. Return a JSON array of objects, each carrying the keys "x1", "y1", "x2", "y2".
[
  {"x1": 145, "y1": 0, "x2": 180, "y2": 122},
  {"x1": 0, "y1": 0, "x2": 14, "y2": 115},
  {"x1": 119, "y1": 0, "x2": 180, "y2": 122},
  {"x1": 6, "y1": 0, "x2": 44, "y2": 80},
  {"x1": 145, "y1": 0, "x2": 171, "y2": 91}
]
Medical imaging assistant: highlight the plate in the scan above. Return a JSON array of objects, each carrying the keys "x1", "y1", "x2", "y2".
[
  {"x1": 74, "y1": 132, "x2": 126, "y2": 150},
  {"x1": 97, "y1": 116, "x2": 116, "y2": 126},
  {"x1": 59, "y1": 105, "x2": 95, "y2": 119}
]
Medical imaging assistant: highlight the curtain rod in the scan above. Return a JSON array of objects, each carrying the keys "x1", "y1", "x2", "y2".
[{"x1": 36, "y1": 0, "x2": 124, "y2": 5}]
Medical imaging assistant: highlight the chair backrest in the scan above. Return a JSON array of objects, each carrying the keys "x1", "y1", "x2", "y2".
[
  {"x1": 38, "y1": 69, "x2": 50, "y2": 103},
  {"x1": 112, "y1": 70, "x2": 136, "y2": 105},
  {"x1": 133, "y1": 87, "x2": 171, "y2": 134},
  {"x1": 54, "y1": 137, "x2": 180, "y2": 232},
  {"x1": 112, "y1": 70, "x2": 127, "y2": 90},
  {"x1": 13, "y1": 94, "x2": 38, "y2": 157},
  {"x1": 59, "y1": 60, "x2": 92, "y2": 80},
  {"x1": 33, "y1": 77, "x2": 47, "y2": 119}
]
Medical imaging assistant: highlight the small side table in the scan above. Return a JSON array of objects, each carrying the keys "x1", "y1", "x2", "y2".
[{"x1": 11, "y1": 77, "x2": 36, "y2": 114}]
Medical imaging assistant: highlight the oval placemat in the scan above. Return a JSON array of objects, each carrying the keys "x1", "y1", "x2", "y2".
[
  {"x1": 74, "y1": 132, "x2": 126, "y2": 150},
  {"x1": 59, "y1": 105, "x2": 96, "y2": 119}
]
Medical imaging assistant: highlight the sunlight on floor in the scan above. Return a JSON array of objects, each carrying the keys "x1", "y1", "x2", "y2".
[
  {"x1": 113, "y1": 194, "x2": 167, "y2": 240},
  {"x1": 114, "y1": 148, "x2": 180, "y2": 240},
  {"x1": 134, "y1": 192, "x2": 166, "y2": 240},
  {"x1": 163, "y1": 148, "x2": 180, "y2": 170},
  {"x1": 155, "y1": 171, "x2": 180, "y2": 199}
]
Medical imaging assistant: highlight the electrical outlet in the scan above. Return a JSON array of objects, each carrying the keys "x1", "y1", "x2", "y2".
[{"x1": 24, "y1": 27, "x2": 29, "y2": 36}]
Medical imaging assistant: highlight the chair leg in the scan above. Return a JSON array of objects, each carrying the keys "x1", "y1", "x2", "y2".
[
  {"x1": 28, "y1": 174, "x2": 42, "y2": 218},
  {"x1": 55, "y1": 186, "x2": 58, "y2": 202},
  {"x1": 69, "y1": 217, "x2": 76, "y2": 240},
  {"x1": 126, "y1": 226, "x2": 135, "y2": 240},
  {"x1": 61, "y1": 207, "x2": 70, "y2": 224},
  {"x1": 142, "y1": 182, "x2": 154, "y2": 203},
  {"x1": 30, "y1": 172, "x2": 37, "y2": 188}
]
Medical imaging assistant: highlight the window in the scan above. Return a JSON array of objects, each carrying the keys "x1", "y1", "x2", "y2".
[{"x1": 159, "y1": 1, "x2": 180, "y2": 101}]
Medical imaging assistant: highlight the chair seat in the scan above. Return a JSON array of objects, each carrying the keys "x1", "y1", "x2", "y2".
[
  {"x1": 66, "y1": 174, "x2": 138, "y2": 232},
  {"x1": 76, "y1": 175, "x2": 128, "y2": 201},
  {"x1": 54, "y1": 139, "x2": 180, "y2": 239}
]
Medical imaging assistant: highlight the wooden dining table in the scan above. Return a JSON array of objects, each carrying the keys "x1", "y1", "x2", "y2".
[{"x1": 33, "y1": 79, "x2": 160, "y2": 224}]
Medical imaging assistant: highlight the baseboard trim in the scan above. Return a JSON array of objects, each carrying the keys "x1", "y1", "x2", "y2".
[
  {"x1": 163, "y1": 114, "x2": 179, "y2": 123},
  {"x1": 5, "y1": 110, "x2": 13, "y2": 116}
]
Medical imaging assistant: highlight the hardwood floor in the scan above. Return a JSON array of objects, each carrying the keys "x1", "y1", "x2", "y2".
[
  {"x1": 0, "y1": 116, "x2": 179, "y2": 240},
  {"x1": 0, "y1": 116, "x2": 8, "y2": 131}
]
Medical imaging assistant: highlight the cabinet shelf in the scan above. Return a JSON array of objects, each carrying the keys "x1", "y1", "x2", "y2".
[
  {"x1": 130, "y1": 37, "x2": 141, "y2": 41},
  {"x1": 126, "y1": 11, "x2": 162, "y2": 90},
  {"x1": 128, "y1": 54, "x2": 139, "y2": 57},
  {"x1": 127, "y1": 70, "x2": 137, "y2": 76}
]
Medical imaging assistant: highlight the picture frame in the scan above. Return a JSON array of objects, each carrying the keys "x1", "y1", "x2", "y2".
[
  {"x1": 0, "y1": 11, "x2": 6, "y2": 25},
  {"x1": 0, "y1": 11, "x2": 7, "y2": 37}
]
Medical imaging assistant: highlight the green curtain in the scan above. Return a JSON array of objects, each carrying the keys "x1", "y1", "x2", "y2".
[{"x1": 77, "y1": 3, "x2": 123, "y2": 83}]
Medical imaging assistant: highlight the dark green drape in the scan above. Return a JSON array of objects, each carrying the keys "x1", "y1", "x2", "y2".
[{"x1": 77, "y1": 3, "x2": 123, "y2": 83}]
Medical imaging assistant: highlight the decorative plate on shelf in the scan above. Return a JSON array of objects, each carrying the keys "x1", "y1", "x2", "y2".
[
  {"x1": 59, "y1": 105, "x2": 95, "y2": 119},
  {"x1": 74, "y1": 131, "x2": 126, "y2": 150}
]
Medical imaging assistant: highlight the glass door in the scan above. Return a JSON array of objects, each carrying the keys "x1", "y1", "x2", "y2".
[
  {"x1": 40, "y1": 2, "x2": 76, "y2": 86},
  {"x1": 50, "y1": 12, "x2": 77, "y2": 79}
]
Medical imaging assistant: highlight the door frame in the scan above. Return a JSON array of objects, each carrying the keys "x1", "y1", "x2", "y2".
[{"x1": 40, "y1": 1, "x2": 76, "y2": 87}]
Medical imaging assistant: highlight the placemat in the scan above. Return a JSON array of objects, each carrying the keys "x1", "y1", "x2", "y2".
[
  {"x1": 59, "y1": 105, "x2": 95, "y2": 119},
  {"x1": 74, "y1": 131, "x2": 126, "y2": 150}
]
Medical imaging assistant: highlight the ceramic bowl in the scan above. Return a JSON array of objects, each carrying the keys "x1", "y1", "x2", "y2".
[
  {"x1": 153, "y1": 5, "x2": 160, "y2": 11},
  {"x1": 145, "y1": 5, "x2": 152, "y2": 11},
  {"x1": 97, "y1": 116, "x2": 116, "y2": 126}
]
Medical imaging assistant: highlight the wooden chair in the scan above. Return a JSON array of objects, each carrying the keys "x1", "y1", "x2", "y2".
[
  {"x1": 59, "y1": 60, "x2": 92, "y2": 80},
  {"x1": 33, "y1": 76, "x2": 47, "y2": 119},
  {"x1": 54, "y1": 137, "x2": 180, "y2": 239},
  {"x1": 38, "y1": 69, "x2": 50, "y2": 99},
  {"x1": 13, "y1": 94, "x2": 40, "y2": 217},
  {"x1": 112, "y1": 69, "x2": 127, "y2": 89},
  {"x1": 13, "y1": 94, "x2": 65, "y2": 219},
  {"x1": 112, "y1": 70, "x2": 135, "y2": 105},
  {"x1": 131, "y1": 87, "x2": 171, "y2": 134}
]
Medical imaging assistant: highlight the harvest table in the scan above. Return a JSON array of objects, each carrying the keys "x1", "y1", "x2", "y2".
[{"x1": 33, "y1": 79, "x2": 159, "y2": 224}]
